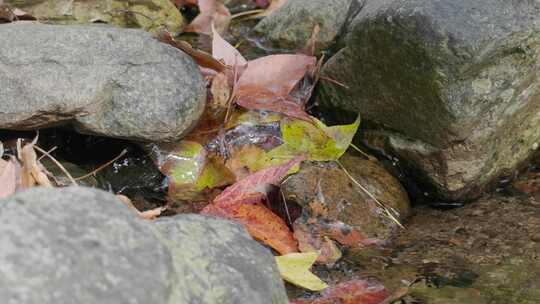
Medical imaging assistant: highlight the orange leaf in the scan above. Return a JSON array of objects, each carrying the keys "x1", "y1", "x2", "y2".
[{"x1": 203, "y1": 202, "x2": 298, "y2": 254}]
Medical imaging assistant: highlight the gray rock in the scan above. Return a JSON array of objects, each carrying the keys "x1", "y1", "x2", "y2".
[
  {"x1": 254, "y1": 0, "x2": 356, "y2": 52},
  {"x1": 0, "y1": 187, "x2": 174, "y2": 304},
  {"x1": 153, "y1": 214, "x2": 289, "y2": 304},
  {"x1": 282, "y1": 153, "x2": 410, "y2": 241},
  {"x1": 319, "y1": 0, "x2": 540, "y2": 200},
  {"x1": 0, "y1": 23, "x2": 206, "y2": 142},
  {"x1": 0, "y1": 187, "x2": 289, "y2": 304}
]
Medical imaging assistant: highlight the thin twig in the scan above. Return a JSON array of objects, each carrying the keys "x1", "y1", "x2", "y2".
[
  {"x1": 230, "y1": 9, "x2": 265, "y2": 20},
  {"x1": 34, "y1": 145, "x2": 78, "y2": 186},
  {"x1": 37, "y1": 146, "x2": 58, "y2": 161},
  {"x1": 336, "y1": 160, "x2": 404, "y2": 229},
  {"x1": 280, "y1": 189, "x2": 293, "y2": 226},
  {"x1": 320, "y1": 75, "x2": 349, "y2": 89},
  {"x1": 74, "y1": 149, "x2": 128, "y2": 181},
  {"x1": 350, "y1": 143, "x2": 377, "y2": 162}
]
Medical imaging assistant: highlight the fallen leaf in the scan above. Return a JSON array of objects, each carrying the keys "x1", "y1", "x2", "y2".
[
  {"x1": 249, "y1": 0, "x2": 287, "y2": 18},
  {"x1": 275, "y1": 252, "x2": 328, "y2": 291},
  {"x1": 203, "y1": 201, "x2": 298, "y2": 254},
  {"x1": 225, "y1": 109, "x2": 283, "y2": 129},
  {"x1": 235, "y1": 54, "x2": 316, "y2": 120},
  {"x1": 212, "y1": 24, "x2": 247, "y2": 68},
  {"x1": 19, "y1": 138, "x2": 53, "y2": 188},
  {"x1": 226, "y1": 145, "x2": 270, "y2": 180},
  {"x1": 159, "y1": 141, "x2": 235, "y2": 202},
  {"x1": 0, "y1": 157, "x2": 18, "y2": 199},
  {"x1": 185, "y1": 0, "x2": 231, "y2": 35},
  {"x1": 294, "y1": 213, "x2": 378, "y2": 249},
  {"x1": 156, "y1": 30, "x2": 226, "y2": 72},
  {"x1": 306, "y1": 279, "x2": 390, "y2": 304},
  {"x1": 210, "y1": 72, "x2": 231, "y2": 109},
  {"x1": 268, "y1": 115, "x2": 361, "y2": 161},
  {"x1": 213, "y1": 155, "x2": 304, "y2": 207}
]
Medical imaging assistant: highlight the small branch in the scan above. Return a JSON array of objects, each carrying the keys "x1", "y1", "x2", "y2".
[
  {"x1": 350, "y1": 143, "x2": 377, "y2": 162},
  {"x1": 37, "y1": 146, "x2": 58, "y2": 161},
  {"x1": 320, "y1": 76, "x2": 349, "y2": 89},
  {"x1": 34, "y1": 145, "x2": 78, "y2": 186},
  {"x1": 74, "y1": 149, "x2": 128, "y2": 181},
  {"x1": 231, "y1": 9, "x2": 265, "y2": 20}
]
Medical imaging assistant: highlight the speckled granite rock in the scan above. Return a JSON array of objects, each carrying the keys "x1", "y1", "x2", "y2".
[
  {"x1": 0, "y1": 187, "x2": 288, "y2": 304},
  {"x1": 319, "y1": 0, "x2": 540, "y2": 200},
  {"x1": 0, "y1": 23, "x2": 205, "y2": 142}
]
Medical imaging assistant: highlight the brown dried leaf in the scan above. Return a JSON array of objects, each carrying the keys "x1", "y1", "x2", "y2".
[
  {"x1": 19, "y1": 139, "x2": 52, "y2": 188},
  {"x1": 156, "y1": 30, "x2": 226, "y2": 72},
  {"x1": 210, "y1": 72, "x2": 231, "y2": 109}
]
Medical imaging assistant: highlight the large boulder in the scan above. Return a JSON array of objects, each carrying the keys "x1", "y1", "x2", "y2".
[
  {"x1": 254, "y1": 0, "x2": 358, "y2": 53},
  {"x1": 0, "y1": 187, "x2": 288, "y2": 304},
  {"x1": 0, "y1": 23, "x2": 206, "y2": 142},
  {"x1": 153, "y1": 215, "x2": 288, "y2": 304},
  {"x1": 319, "y1": 0, "x2": 540, "y2": 200},
  {"x1": 0, "y1": 187, "x2": 174, "y2": 304}
]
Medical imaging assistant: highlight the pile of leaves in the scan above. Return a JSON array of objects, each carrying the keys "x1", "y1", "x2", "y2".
[
  {"x1": 0, "y1": 1, "x2": 397, "y2": 302},
  {"x1": 153, "y1": 17, "x2": 396, "y2": 300}
]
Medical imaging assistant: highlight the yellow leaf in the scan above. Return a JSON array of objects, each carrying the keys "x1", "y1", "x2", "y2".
[
  {"x1": 275, "y1": 252, "x2": 328, "y2": 291},
  {"x1": 268, "y1": 115, "x2": 361, "y2": 161}
]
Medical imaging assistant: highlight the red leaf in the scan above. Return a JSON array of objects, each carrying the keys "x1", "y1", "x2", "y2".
[
  {"x1": 185, "y1": 0, "x2": 231, "y2": 35},
  {"x1": 0, "y1": 157, "x2": 18, "y2": 199},
  {"x1": 203, "y1": 202, "x2": 298, "y2": 254},
  {"x1": 212, "y1": 25, "x2": 247, "y2": 68},
  {"x1": 235, "y1": 54, "x2": 316, "y2": 119},
  {"x1": 292, "y1": 279, "x2": 390, "y2": 304},
  {"x1": 213, "y1": 155, "x2": 304, "y2": 207}
]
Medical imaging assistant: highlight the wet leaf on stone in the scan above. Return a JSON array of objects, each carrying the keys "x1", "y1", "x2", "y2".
[
  {"x1": 225, "y1": 109, "x2": 283, "y2": 130},
  {"x1": 213, "y1": 155, "x2": 304, "y2": 207},
  {"x1": 226, "y1": 144, "x2": 299, "y2": 180},
  {"x1": 268, "y1": 115, "x2": 360, "y2": 161},
  {"x1": 275, "y1": 252, "x2": 328, "y2": 291},
  {"x1": 159, "y1": 141, "x2": 234, "y2": 202}
]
